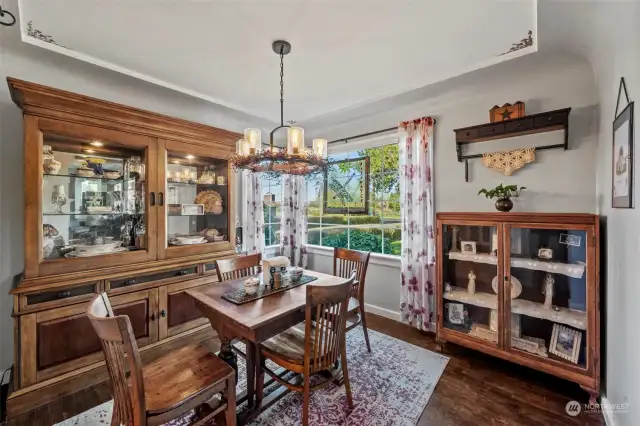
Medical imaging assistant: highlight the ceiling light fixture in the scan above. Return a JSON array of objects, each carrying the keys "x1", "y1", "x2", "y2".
[
  {"x1": 186, "y1": 155, "x2": 195, "y2": 160},
  {"x1": 231, "y1": 40, "x2": 328, "y2": 176},
  {"x1": 84, "y1": 149, "x2": 95, "y2": 154},
  {"x1": 90, "y1": 141, "x2": 104, "y2": 147}
]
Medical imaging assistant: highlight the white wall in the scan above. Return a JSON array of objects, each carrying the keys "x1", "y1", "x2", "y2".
[
  {"x1": 307, "y1": 52, "x2": 599, "y2": 322},
  {"x1": 567, "y1": 3, "x2": 639, "y2": 426},
  {"x1": 0, "y1": 11, "x2": 269, "y2": 375}
]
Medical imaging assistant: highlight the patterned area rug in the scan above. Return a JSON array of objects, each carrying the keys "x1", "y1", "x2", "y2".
[{"x1": 56, "y1": 327, "x2": 448, "y2": 426}]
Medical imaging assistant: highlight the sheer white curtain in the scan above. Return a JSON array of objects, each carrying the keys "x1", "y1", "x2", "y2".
[
  {"x1": 398, "y1": 117, "x2": 436, "y2": 331},
  {"x1": 280, "y1": 175, "x2": 308, "y2": 267},
  {"x1": 241, "y1": 170, "x2": 265, "y2": 254}
]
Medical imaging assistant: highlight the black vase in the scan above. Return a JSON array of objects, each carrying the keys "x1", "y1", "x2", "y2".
[{"x1": 495, "y1": 198, "x2": 513, "y2": 212}]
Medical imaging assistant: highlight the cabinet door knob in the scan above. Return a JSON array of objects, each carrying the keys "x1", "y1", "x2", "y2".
[
  {"x1": 150, "y1": 192, "x2": 156, "y2": 206},
  {"x1": 160, "y1": 309, "x2": 167, "y2": 318},
  {"x1": 548, "y1": 116, "x2": 553, "y2": 121},
  {"x1": 158, "y1": 192, "x2": 164, "y2": 206}
]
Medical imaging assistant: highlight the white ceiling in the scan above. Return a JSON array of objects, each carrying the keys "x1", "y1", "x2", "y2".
[{"x1": 19, "y1": 0, "x2": 536, "y2": 125}]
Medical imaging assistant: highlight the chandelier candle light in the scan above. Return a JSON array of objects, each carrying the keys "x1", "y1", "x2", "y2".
[{"x1": 231, "y1": 40, "x2": 329, "y2": 177}]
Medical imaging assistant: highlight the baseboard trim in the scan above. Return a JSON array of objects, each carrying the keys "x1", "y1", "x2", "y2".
[
  {"x1": 364, "y1": 303, "x2": 401, "y2": 321},
  {"x1": 601, "y1": 396, "x2": 620, "y2": 426}
]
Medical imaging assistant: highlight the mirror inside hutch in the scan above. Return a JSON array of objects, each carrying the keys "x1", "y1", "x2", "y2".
[
  {"x1": 165, "y1": 150, "x2": 229, "y2": 247},
  {"x1": 42, "y1": 134, "x2": 148, "y2": 260}
]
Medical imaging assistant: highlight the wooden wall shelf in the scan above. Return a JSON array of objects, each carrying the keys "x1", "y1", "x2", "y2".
[{"x1": 453, "y1": 108, "x2": 571, "y2": 181}]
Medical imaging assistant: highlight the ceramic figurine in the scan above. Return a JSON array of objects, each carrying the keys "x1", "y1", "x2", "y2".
[
  {"x1": 467, "y1": 270, "x2": 476, "y2": 294},
  {"x1": 542, "y1": 273, "x2": 555, "y2": 309}
]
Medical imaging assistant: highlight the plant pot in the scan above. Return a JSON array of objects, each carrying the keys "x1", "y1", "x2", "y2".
[{"x1": 495, "y1": 198, "x2": 513, "y2": 212}]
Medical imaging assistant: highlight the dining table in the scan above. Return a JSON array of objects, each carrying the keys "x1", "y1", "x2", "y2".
[{"x1": 186, "y1": 269, "x2": 348, "y2": 425}]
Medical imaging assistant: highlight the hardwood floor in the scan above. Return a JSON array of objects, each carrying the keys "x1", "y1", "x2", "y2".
[{"x1": 5, "y1": 313, "x2": 605, "y2": 426}]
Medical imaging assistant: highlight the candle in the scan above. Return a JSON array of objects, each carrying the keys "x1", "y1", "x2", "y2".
[
  {"x1": 244, "y1": 128, "x2": 261, "y2": 155},
  {"x1": 287, "y1": 127, "x2": 304, "y2": 155},
  {"x1": 312, "y1": 138, "x2": 327, "y2": 158}
]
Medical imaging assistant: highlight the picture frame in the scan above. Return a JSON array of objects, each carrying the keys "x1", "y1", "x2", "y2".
[
  {"x1": 323, "y1": 156, "x2": 370, "y2": 214},
  {"x1": 612, "y1": 77, "x2": 634, "y2": 208},
  {"x1": 559, "y1": 233, "x2": 581, "y2": 247},
  {"x1": 447, "y1": 302, "x2": 465, "y2": 325},
  {"x1": 538, "y1": 248, "x2": 553, "y2": 260},
  {"x1": 460, "y1": 241, "x2": 477, "y2": 254},
  {"x1": 549, "y1": 324, "x2": 582, "y2": 364},
  {"x1": 181, "y1": 204, "x2": 204, "y2": 215}
]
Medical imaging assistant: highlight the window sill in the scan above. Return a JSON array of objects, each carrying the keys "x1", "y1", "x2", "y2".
[{"x1": 305, "y1": 244, "x2": 401, "y2": 268}]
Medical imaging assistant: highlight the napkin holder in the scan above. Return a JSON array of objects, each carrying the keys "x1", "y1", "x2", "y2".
[{"x1": 263, "y1": 256, "x2": 290, "y2": 286}]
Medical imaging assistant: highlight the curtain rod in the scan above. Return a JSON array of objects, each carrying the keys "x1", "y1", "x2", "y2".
[{"x1": 327, "y1": 119, "x2": 437, "y2": 145}]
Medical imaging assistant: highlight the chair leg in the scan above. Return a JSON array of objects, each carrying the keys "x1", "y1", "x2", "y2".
[
  {"x1": 359, "y1": 304, "x2": 371, "y2": 353},
  {"x1": 224, "y1": 375, "x2": 236, "y2": 426},
  {"x1": 341, "y1": 344, "x2": 354, "y2": 409},
  {"x1": 302, "y1": 373, "x2": 310, "y2": 426}
]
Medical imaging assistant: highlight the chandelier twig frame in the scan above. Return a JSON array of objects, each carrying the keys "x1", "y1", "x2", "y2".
[{"x1": 230, "y1": 40, "x2": 328, "y2": 177}]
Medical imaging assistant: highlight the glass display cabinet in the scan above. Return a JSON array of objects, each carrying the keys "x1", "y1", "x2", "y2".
[
  {"x1": 159, "y1": 140, "x2": 235, "y2": 260},
  {"x1": 436, "y1": 213, "x2": 600, "y2": 403},
  {"x1": 26, "y1": 118, "x2": 158, "y2": 277}
]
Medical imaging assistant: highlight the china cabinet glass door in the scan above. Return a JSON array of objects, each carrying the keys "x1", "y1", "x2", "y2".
[
  {"x1": 32, "y1": 119, "x2": 157, "y2": 277},
  {"x1": 440, "y1": 222, "x2": 502, "y2": 347},
  {"x1": 504, "y1": 225, "x2": 592, "y2": 370},
  {"x1": 159, "y1": 140, "x2": 234, "y2": 259}
]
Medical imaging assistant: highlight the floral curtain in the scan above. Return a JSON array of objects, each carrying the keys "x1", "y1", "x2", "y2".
[
  {"x1": 399, "y1": 117, "x2": 436, "y2": 331},
  {"x1": 241, "y1": 170, "x2": 265, "y2": 254},
  {"x1": 280, "y1": 175, "x2": 308, "y2": 268}
]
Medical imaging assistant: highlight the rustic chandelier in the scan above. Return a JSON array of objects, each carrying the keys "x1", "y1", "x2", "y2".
[{"x1": 231, "y1": 40, "x2": 328, "y2": 176}]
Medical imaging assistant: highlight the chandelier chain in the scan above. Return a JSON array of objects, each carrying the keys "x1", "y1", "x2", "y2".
[{"x1": 279, "y1": 48, "x2": 284, "y2": 126}]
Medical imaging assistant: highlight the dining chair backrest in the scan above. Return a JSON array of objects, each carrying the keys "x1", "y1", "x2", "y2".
[
  {"x1": 87, "y1": 293, "x2": 147, "y2": 426},
  {"x1": 333, "y1": 248, "x2": 370, "y2": 300},
  {"x1": 304, "y1": 271, "x2": 356, "y2": 373},
  {"x1": 215, "y1": 253, "x2": 262, "y2": 282}
]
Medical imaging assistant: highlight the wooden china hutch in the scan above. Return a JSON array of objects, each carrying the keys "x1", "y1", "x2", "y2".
[
  {"x1": 435, "y1": 212, "x2": 601, "y2": 402},
  {"x1": 6, "y1": 78, "x2": 240, "y2": 417}
]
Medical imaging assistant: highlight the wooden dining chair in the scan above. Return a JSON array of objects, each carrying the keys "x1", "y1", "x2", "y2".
[
  {"x1": 333, "y1": 247, "x2": 372, "y2": 352},
  {"x1": 215, "y1": 253, "x2": 262, "y2": 281},
  {"x1": 87, "y1": 293, "x2": 236, "y2": 426},
  {"x1": 257, "y1": 272, "x2": 356, "y2": 426}
]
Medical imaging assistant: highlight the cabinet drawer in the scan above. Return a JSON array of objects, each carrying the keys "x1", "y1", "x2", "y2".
[
  {"x1": 20, "y1": 282, "x2": 100, "y2": 312},
  {"x1": 108, "y1": 266, "x2": 198, "y2": 291},
  {"x1": 534, "y1": 111, "x2": 568, "y2": 128},
  {"x1": 478, "y1": 123, "x2": 505, "y2": 137},
  {"x1": 455, "y1": 127, "x2": 479, "y2": 141},
  {"x1": 506, "y1": 118, "x2": 534, "y2": 133}
]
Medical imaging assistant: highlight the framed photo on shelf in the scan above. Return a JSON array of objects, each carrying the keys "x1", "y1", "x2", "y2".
[
  {"x1": 612, "y1": 77, "x2": 634, "y2": 208},
  {"x1": 447, "y1": 302, "x2": 465, "y2": 325},
  {"x1": 181, "y1": 204, "x2": 204, "y2": 215},
  {"x1": 460, "y1": 241, "x2": 477, "y2": 254},
  {"x1": 549, "y1": 324, "x2": 582, "y2": 364}
]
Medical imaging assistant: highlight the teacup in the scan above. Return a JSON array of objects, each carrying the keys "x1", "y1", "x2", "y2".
[{"x1": 244, "y1": 277, "x2": 260, "y2": 295}]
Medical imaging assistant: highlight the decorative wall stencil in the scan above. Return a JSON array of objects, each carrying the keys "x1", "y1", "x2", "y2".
[
  {"x1": 482, "y1": 148, "x2": 535, "y2": 176},
  {"x1": 500, "y1": 30, "x2": 533, "y2": 55},
  {"x1": 26, "y1": 21, "x2": 65, "y2": 47}
]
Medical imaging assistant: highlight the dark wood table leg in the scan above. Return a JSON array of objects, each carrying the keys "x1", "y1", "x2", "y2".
[
  {"x1": 255, "y1": 342, "x2": 264, "y2": 405},
  {"x1": 246, "y1": 340, "x2": 256, "y2": 408}
]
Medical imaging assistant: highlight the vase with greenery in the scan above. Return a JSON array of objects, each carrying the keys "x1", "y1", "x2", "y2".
[{"x1": 477, "y1": 183, "x2": 526, "y2": 212}]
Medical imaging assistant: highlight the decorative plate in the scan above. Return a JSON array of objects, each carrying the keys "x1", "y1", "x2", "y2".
[
  {"x1": 492, "y1": 275, "x2": 522, "y2": 299},
  {"x1": 194, "y1": 190, "x2": 222, "y2": 213}
]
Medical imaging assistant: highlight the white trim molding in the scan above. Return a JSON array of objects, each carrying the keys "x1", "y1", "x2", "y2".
[
  {"x1": 601, "y1": 395, "x2": 621, "y2": 426},
  {"x1": 363, "y1": 303, "x2": 401, "y2": 322},
  {"x1": 306, "y1": 244, "x2": 401, "y2": 268}
]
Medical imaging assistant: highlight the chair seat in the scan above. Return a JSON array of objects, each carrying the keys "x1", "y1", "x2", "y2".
[
  {"x1": 260, "y1": 323, "x2": 311, "y2": 366},
  {"x1": 142, "y1": 343, "x2": 233, "y2": 415}
]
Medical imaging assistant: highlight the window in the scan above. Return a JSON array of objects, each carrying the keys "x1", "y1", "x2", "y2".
[
  {"x1": 261, "y1": 176, "x2": 282, "y2": 247},
  {"x1": 308, "y1": 143, "x2": 400, "y2": 256}
]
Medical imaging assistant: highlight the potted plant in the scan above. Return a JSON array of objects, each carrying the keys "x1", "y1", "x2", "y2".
[{"x1": 477, "y1": 183, "x2": 526, "y2": 212}]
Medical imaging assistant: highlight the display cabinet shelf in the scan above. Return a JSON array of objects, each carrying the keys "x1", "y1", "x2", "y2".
[
  {"x1": 443, "y1": 286, "x2": 587, "y2": 329},
  {"x1": 43, "y1": 173, "x2": 125, "y2": 181},
  {"x1": 448, "y1": 251, "x2": 586, "y2": 278}
]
